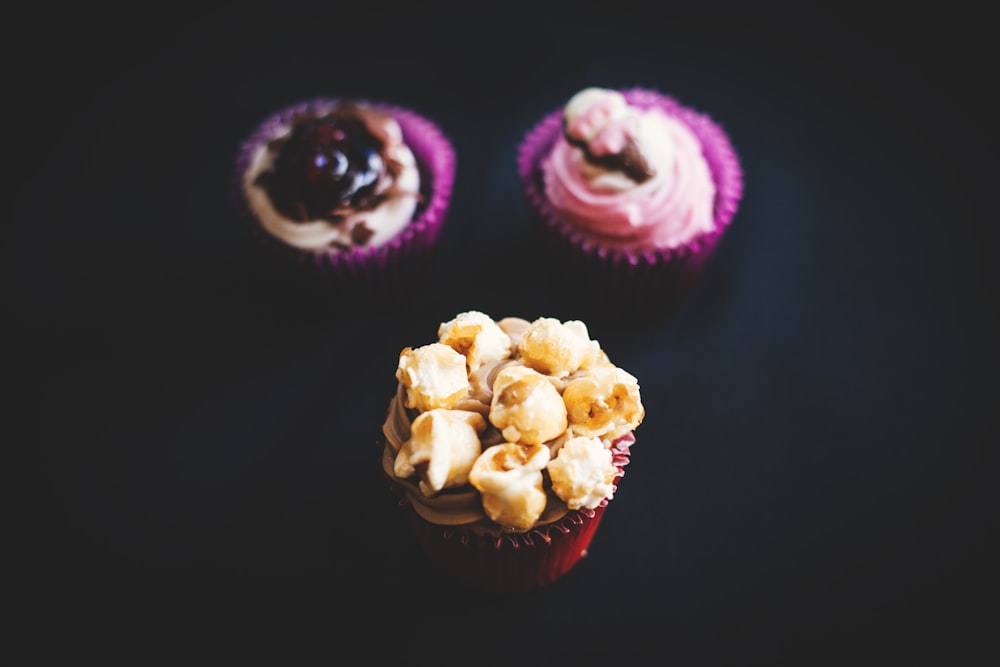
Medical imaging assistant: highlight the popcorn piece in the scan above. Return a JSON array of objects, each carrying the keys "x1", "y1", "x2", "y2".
[
  {"x1": 394, "y1": 409, "x2": 486, "y2": 496},
  {"x1": 438, "y1": 310, "x2": 513, "y2": 372},
  {"x1": 469, "y1": 443, "x2": 550, "y2": 530},
  {"x1": 547, "y1": 436, "x2": 618, "y2": 510},
  {"x1": 518, "y1": 317, "x2": 602, "y2": 377},
  {"x1": 396, "y1": 343, "x2": 470, "y2": 412},
  {"x1": 563, "y1": 365, "x2": 645, "y2": 440},
  {"x1": 489, "y1": 365, "x2": 568, "y2": 445}
]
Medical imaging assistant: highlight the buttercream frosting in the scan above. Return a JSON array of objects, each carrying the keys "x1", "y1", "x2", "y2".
[{"x1": 542, "y1": 87, "x2": 717, "y2": 250}]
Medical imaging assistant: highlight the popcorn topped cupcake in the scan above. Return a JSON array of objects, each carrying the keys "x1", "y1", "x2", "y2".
[
  {"x1": 234, "y1": 97, "x2": 455, "y2": 299},
  {"x1": 379, "y1": 311, "x2": 644, "y2": 592}
]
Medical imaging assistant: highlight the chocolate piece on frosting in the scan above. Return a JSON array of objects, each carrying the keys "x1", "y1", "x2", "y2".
[
  {"x1": 350, "y1": 221, "x2": 375, "y2": 245},
  {"x1": 564, "y1": 129, "x2": 655, "y2": 184}
]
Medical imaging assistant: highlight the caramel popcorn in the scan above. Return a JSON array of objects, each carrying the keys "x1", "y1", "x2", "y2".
[
  {"x1": 517, "y1": 317, "x2": 602, "y2": 377},
  {"x1": 438, "y1": 310, "x2": 513, "y2": 372},
  {"x1": 563, "y1": 365, "x2": 645, "y2": 439},
  {"x1": 383, "y1": 312, "x2": 643, "y2": 533},
  {"x1": 468, "y1": 443, "x2": 550, "y2": 530},
  {"x1": 489, "y1": 365, "x2": 568, "y2": 445},
  {"x1": 394, "y1": 409, "x2": 487, "y2": 496},
  {"x1": 547, "y1": 436, "x2": 618, "y2": 510},
  {"x1": 396, "y1": 343, "x2": 470, "y2": 412}
]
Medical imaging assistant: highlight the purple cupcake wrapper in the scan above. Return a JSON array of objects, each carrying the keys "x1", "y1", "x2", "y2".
[
  {"x1": 517, "y1": 87, "x2": 744, "y2": 307},
  {"x1": 233, "y1": 98, "x2": 456, "y2": 291}
]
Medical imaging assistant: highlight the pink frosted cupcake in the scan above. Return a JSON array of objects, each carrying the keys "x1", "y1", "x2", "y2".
[
  {"x1": 233, "y1": 98, "x2": 455, "y2": 299},
  {"x1": 379, "y1": 311, "x2": 644, "y2": 593},
  {"x1": 518, "y1": 87, "x2": 743, "y2": 317}
]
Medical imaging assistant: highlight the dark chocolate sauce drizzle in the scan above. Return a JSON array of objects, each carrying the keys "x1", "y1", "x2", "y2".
[{"x1": 254, "y1": 104, "x2": 406, "y2": 226}]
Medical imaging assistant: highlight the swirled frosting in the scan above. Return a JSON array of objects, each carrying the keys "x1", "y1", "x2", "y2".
[
  {"x1": 381, "y1": 312, "x2": 644, "y2": 535},
  {"x1": 542, "y1": 87, "x2": 716, "y2": 250},
  {"x1": 243, "y1": 102, "x2": 420, "y2": 252}
]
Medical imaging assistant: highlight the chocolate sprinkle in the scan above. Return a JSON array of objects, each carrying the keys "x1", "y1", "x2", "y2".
[{"x1": 350, "y1": 221, "x2": 376, "y2": 246}]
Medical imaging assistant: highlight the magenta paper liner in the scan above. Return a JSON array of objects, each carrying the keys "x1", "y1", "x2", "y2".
[
  {"x1": 517, "y1": 87, "x2": 744, "y2": 316},
  {"x1": 233, "y1": 98, "x2": 456, "y2": 297},
  {"x1": 381, "y1": 432, "x2": 635, "y2": 594}
]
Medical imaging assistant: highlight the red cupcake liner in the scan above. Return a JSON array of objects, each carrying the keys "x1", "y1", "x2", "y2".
[
  {"x1": 517, "y1": 87, "x2": 743, "y2": 318},
  {"x1": 381, "y1": 432, "x2": 635, "y2": 594},
  {"x1": 233, "y1": 98, "x2": 456, "y2": 300}
]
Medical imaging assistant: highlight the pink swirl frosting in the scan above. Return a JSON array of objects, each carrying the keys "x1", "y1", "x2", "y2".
[{"x1": 542, "y1": 88, "x2": 717, "y2": 250}]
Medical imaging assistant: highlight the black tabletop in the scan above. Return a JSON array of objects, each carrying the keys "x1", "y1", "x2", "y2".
[{"x1": 17, "y1": 2, "x2": 996, "y2": 663}]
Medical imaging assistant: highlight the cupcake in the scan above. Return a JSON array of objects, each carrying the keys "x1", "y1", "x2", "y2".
[
  {"x1": 518, "y1": 86, "x2": 743, "y2": 318},
  {"x1": 233, "y1": 98, "x2": 455, "y2": 300},
  {"x1": 379, "y1": 310, "x2": 644, "y2": 593}
]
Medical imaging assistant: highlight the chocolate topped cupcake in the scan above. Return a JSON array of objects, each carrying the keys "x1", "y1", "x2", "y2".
[{"x1": 234, "y1": 98, "x2": 455, "y2": 299}]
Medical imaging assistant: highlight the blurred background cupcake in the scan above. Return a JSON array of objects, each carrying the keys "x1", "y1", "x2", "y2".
[
  {"x1": 233, "y1": 97, "x2": 455, "y2": 305},
  {"x1": 518, "y1": 86, "x2": 743, "y2": 321}
]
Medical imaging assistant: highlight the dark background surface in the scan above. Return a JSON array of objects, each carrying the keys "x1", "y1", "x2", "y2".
[{"x1": 15, "y1": 1, "x2": 996, "y2": 663}]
